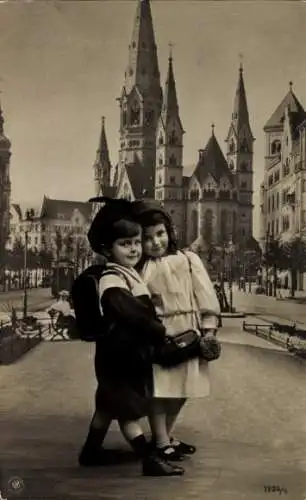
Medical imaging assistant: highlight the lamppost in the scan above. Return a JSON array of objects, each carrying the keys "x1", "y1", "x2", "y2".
[
  {"x1": 23, "y1": 209, "x2": 34, "y2": 320},
  {"x1": 227, "y1": 237, "x2": 235, "y2": 312}
]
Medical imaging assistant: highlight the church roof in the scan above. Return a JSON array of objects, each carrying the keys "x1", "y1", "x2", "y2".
[
  {"x1": 125, "y1": 156, "x2": 155, "y2": 198},
  {"x1": 231, "y1": 64, "x2": 252, "y2": 137},
  {"x1": 193, "y1": 130, "x2": 233, "y2": 186},
  {"x1": 264, "y1": 86, "x2": 306, "y2": 131},
  {"x1": 40, "y1": 196, "x2": 92, "y2": 221},
  {"x1": 160, "y1": 52, "x2": 183, "y2": 131}
]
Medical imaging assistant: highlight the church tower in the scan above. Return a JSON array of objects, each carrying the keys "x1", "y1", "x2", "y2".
[
  {"x1": 226, "y1": 62, "x2": 254, "y2": 242},
  {"x1": 155, "y1": 48, "x2": 185, "y2": 243},
  {"x1": 93, "y1": 116, "x2": 112, "y2": 196},
  {"x1": 118, "y1": 0, "x2": 163, "y2": 183},
  {"x1": 0, "y1": 100, "x2": 11, "y2": 261}
]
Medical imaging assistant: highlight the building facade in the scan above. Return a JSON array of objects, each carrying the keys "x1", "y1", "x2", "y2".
[
  {"x1": 260, "y1": 83, "x2": 306, "y2": 244},
  {"x1": 94, "y1": 0, "x2": 255, "y2": 250},
  {"x1": 0, "y1": 101, "x2": 11, "y2": 263}
]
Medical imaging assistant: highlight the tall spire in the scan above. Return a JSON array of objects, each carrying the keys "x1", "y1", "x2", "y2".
[
  {"x1": 232, "y1": 61, "x2": 251, "y2": 133},
  {"x1": 124, "y1": 0, "x2": 161, "y2": 95},
  {"x1": 94, "y1": 116, "x2": 111, "y2": 191},
  {"x1": 161, "y1": 45, "x2": 183, "y2": 131},
  {"x1": 0, "y1": 101, "x2": 4, "y2": 135},
  {"x1": 96, "y1": 116, "x2": 110, "y2": 165}
]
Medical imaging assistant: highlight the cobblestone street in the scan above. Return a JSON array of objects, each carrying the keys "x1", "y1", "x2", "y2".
[{"x1": 1, "y1": 318, "x2": 306, "y2": 499}]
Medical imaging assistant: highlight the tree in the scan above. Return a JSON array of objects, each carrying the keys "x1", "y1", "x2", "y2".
[
  {"x1": 280, "y1": 237, "x2": 306, "y2": 298},
  {"x1": 64, "y1": 231, "x2": 74, "y2": 262},
  {"x1": 262, "y1": 236, "x2": 284, "y2": 296}
]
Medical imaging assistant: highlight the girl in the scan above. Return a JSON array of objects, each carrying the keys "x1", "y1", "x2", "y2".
[
  {"x1": 79, "y1": 197, "x2": 184, "y2": 476},
  {"x1": 132, "y1": 200, "x2": 221, "y2": 463}
]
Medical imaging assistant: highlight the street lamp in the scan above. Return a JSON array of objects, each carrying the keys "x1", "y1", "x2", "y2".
[
  {"x1": 227, "y1": 237, "x2": 235, "y2": 312},
  {"x1": 23, "y1": 209, "x2": 34, "y2": 320}
]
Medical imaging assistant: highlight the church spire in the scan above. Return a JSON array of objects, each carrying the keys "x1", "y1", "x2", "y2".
[
  {"x1": 232, "y1": 61, "x2": 252, "y2": 134},
  {"x1": 124, "y1": 0, "x2": 161, "y2": 96},
  {"x1": 94, "y1": 116, "x2": 112, "y2": 195},
  {"x1": 96, "y1": 116, "x2": 110, "y2": 165},
  {"x1": 161, "y1": 45, "x2": 179, "y2": 122}
]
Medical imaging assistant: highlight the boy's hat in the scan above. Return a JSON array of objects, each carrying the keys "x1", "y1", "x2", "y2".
[{"x1": 87, "y1": 196, "x2": 137, "y2": 253}]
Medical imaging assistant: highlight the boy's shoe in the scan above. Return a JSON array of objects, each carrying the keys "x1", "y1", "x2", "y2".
[
  {"x1": 142, "y1": 453, "x2": 184, "y2": 476},
  {"x1": 170, "y1": 438, "x2": 197, "y2": 455}
]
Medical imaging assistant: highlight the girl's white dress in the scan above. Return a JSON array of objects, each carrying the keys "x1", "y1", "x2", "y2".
[{"x1": 140, "y1": 250, "x2": 220, "y2": 399}]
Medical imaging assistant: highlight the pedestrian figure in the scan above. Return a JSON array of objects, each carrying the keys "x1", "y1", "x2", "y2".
[
  {"x1": 78, "y1": 197, "x2": 184, "y2": 476},
  {"x1": 132, "y1": 200, "x2": 221, "y2": 465}
]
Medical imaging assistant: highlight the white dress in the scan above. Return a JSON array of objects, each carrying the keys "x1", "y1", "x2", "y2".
[{"x1": 140, "y1": 250, "x2": 220, "y2": 399}]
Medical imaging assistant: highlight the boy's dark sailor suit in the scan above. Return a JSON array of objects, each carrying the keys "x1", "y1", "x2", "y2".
[{"x1": 95, "y1": 263, "x2": 165, "y2": 421}]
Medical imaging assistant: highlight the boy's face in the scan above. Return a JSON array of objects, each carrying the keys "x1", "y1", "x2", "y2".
[
  {"x1": 142, "y1": 223, "x2": 169, "y2": 258},
  {"x1": 111, "y1": 233, "x2": 142, "y2": 268}
]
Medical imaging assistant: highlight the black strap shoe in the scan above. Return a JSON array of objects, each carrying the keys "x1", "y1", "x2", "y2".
[
  {"x1": 142, "y1": 454, "x2": 184, "y2": 476},
  {"x1": 156, "y1": 445, "x2": 186, "y2": 462},
  {"x1": 170, "y1": 438, "x2": 196, "y2": 455}
]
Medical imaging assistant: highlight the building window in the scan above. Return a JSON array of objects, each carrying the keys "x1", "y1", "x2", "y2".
[
  {"x1": 169, "y1": 130, "x2": 177, "y2": 145},
  {"x1": 170, "y1": 176, "x2": 175, "y2": 184},
  {"x1": 229, "y1": 161, "x2": 234, "y2": 171},
  {"x1": 190, "y1": 189, "x2": 199, "y2": 201},
  {"x1": 241, "y1": 181, "x2": 247, "y2": 189},
  {"x1": 240, "y1": 162, "x2": 247, "y2": 172},
  {"x1": 169, "y1": 155, "x2": 176, "y2": 166},
  {"x1": 282, "y1": 215, "x2": 290, "y2": 231},
  {"x1": 203, "y1": 209, "x2": 213, "y2": 244},
  {"x1": 268, "y1": 174, "x2": 273, "y2": 186},
  {"x1": 229, "y1": 139, "x2": 235, "y2": 153},
  {"x1": 158, "y1": 135, "x2": 163, "y2": 145},
  {"x1": 282, "y1": 188, "x2": 289, "y2": 204},
  {"x1": 271, "y1": 140, "x2": 281, "y2": 155},
  {"x1": 158, "y1": 175, "x2": 162, "y2": 184},
  {"x1": 302, "y1": 211, "x2": 306, "y2": 225},
  {"x1": 272, "y1": 195, "x2": 275, "y2": 211},
  {"x1": 276, "y1": 192, "x2": 279, "y2": 209},
  {"x1": 159, "y1": 156, "x2": 163, "y2": 166},
  {"x1": 220, "y1": 209, "x2": 227, "y2": 242},
  {"x1": 276, "y1": 219, "x2": 279, "y2": 234},
  {"x1": 282, "y1": 160, "x2": 290, "y2": 177},
  {"x1": 268, "y1": 197, "x2": 271, "y2": 213},
  {"x1": 191, "y1": 210, "x2": 198, "y2": 242},
  {"x1": 274, "y1": 170, "x2": 280, "y2": 183},
  {"x1": 303, "y1": 180, "x2": 306, "y2": 192}
]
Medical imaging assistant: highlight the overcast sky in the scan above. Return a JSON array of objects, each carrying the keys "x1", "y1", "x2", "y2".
[{"x1": 0, "y1": 0, "x2": 306, "y2": 238}]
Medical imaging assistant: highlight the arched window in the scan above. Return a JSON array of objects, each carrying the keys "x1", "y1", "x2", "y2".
[
  {"x1": 229, "y1": 161, "x2": 234, "y2": 171},
  {"x1": 220, "y1": 209, "x2": 227, "y2": 242},
  {"x1": 158, "y1": 134, "x2": 163, "y2": 145},
  {"x1": 130, "y1": 100, "x2": 140, "y2": 126},
  {"x1": 233, "y1": 211, "x2": 237, "y2": 240},
  {"x1": 229, "y1": 139, "x2": 235, "y2": 153},
  {"x1": 169, "y1": 130, "x2": 177, "y2": 145},
  {"x1": 241, "y1": 139, "x2": 248, "y2": 152},
  {"x1": 159, "y1": 155, "x2": 163, "y2": 166},
  {"x1": 203, "y1": 209, "x2": 213, "y2": 244},
  {"x1": 271, "y1": 140, "x2": 281, "y2": 155},
  {"x1": 191, "y1": 210, "x2": 198, "y2": 242},
  {"x1": 169, "y1": 154, "x2": 176, "y2": 166}
]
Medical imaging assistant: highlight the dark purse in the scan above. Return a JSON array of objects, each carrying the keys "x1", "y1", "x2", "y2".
[
  {"x1": 154, "y1": 329, "x2": 200, "y2": 368},
  {"x1": 199, "y1": 333, "x2": 221, "y2": 362}
]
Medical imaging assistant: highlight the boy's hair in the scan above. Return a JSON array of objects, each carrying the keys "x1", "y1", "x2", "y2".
[{"x1": 102, "y1": 218, "x2": 141, "y2": 250}]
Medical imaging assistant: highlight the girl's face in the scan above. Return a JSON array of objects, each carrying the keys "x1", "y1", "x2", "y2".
[
  {"x1": 142, "y1": 223, "x2": 169, "y2": 258},
  {"x1": 110, "y1": 233, "x2": 142, "y2": 268}
]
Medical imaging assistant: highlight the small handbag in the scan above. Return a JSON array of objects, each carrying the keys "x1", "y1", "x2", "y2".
[
  {"x1": 199, "y1": 333, "x2": 221, "y2": 362},
  {"x1": 154, "y1": 330, "x2": 200, "y2": 368}
]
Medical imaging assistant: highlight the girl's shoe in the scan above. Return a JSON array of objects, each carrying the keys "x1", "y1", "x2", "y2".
[
  {"x1": 170, "y1": 438, "x2": 196, "y2": 455},
  {"x1": 156, "y1": 445, "x2": 186, "y2": 462},
  {"x1": 142, "y1": 453, "x2": 184, "y2": 476}
]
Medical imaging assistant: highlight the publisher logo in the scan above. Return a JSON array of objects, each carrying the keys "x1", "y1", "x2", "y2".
[{"x1": 7, "y1": 476, "x2": 24, "y2": 495}]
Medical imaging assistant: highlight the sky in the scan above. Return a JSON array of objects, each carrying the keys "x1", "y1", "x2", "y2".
[{"x1": 1, "y1": 0, "x2": 306, "y2": 239}]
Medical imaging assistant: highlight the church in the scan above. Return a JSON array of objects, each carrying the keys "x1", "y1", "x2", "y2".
[{"x1": 93, "y1": 0, "x2": 255, "y2": 249}]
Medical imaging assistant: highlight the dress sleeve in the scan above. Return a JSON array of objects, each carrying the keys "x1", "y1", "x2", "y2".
[
  {"x1": 101, "y1": 287, "x2": 166, "y2": 345},
  {"x1": 185, "y1": 250, "x2": 221, "y2": 329}
]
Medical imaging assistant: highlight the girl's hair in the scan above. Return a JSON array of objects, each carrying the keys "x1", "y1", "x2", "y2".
[
  {"x1": 139, "y1": 211, "x2": 178, "y2": 255},
  {"x1": 103, "y1": 218, "x2": 141, "y2": 249}
]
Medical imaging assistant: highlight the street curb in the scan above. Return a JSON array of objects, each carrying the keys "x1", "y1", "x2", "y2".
[{"x1": 221, "y1": 312, "x2": 245, "y2": 318}]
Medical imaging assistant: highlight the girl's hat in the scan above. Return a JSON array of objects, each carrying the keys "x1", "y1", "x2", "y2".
[
  {"x1": 87, "y1": 196, "x2": 137, "y2": 253},
  {"x1": 59, "y1": 290, "x2": 69, "y2": 297}
]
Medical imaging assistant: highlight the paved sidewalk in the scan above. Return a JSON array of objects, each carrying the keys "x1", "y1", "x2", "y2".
[{"x1": 1, "y1": 318, "x2": 306, "y2": 499}]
